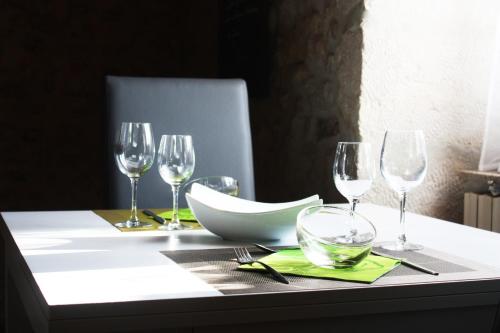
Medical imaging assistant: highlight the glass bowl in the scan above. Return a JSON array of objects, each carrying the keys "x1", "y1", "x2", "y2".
[
  {"x1": 183, "y1": 176, "x2": 239, "y2": 197},
  {"x1": 296, "y1": 205, "x2": 376, "y2": 268}
]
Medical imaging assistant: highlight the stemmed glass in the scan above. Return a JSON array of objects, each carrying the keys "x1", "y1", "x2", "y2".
[
  {"x1": 158, "y1": 135, "x2": 195, "y2": 230},
  {"x1": 380, "y1": 130, "x2": 427, "y2": 251},
  {"x1": 333, "y1": 142, "x2": 374, "y2": 236},
  {"x1": 114, "y1": 122, "x2": 155, "y2": 228}
]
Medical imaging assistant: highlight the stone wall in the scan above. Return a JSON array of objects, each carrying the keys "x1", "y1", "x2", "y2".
[
  {"x1": 260, "y1": 0, "x2": 500, "y2": 224},
  {"x1": 359, "y1": 0, "x2": 500, "y2": 221},
  {"x1": 253, "y1": 0, "x2": 364, "y2": 203}
]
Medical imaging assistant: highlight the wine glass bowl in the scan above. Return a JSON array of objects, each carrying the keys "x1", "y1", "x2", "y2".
[
  {"x1": 334, "y1": 142, "x2": 373, "y2": 203},
  {"x1": 158, "y1": 135, "x2": 195, "y2": 230},
  {"x1": 380, "y1": 133, "x2": 427, "y2": 193},
  {"x1": 380, "y1": 130, "x2": 427, "y2": 251},
  {"x1": 114, "y1": 122, "x2": 155, "y2": 229}
]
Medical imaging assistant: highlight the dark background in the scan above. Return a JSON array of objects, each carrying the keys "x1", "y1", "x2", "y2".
[{"x1": 0, "y1": 0, "x2": 307, "y2": 211}]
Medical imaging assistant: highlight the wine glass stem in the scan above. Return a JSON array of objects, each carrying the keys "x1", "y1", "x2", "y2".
[
  {"x1": 171, "y1": 184, "x2": 180, "y2": 225},
  {"x1": 398, "y1": 192, "x2": 407, "y2": 248},
  {"x1": 349, "y1": 198, "x2": 359, "y2": 234},
  {"x1": 129, "y1": 177, "x2": 139, "y2": 224}
]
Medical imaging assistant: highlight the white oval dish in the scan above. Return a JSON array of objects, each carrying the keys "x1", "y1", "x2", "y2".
[{"x1": 186, "y1": 184, "x2": 322, "y2": 241}]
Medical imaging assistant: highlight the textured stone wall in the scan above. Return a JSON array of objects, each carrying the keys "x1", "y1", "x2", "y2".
[
  {"x1": 253, "y1": 0, "x2": 364, "y2": 203},
  {"x1": 360, "y1": 0, "x2": 500, "y2": 222}
]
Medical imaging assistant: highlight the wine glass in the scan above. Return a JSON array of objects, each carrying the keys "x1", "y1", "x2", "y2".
[
  {"x1": 158, "y1": 135, "x2": 195, "y2": 230},
  {"x1": 380, "y1": 130, "x2": 427, "y2": 251},
  {"x1": 114, "y1": 122, "x2": 155, "y2": 228},
  {"x1": 333, "y1": 142, "x2": 374, "y2": 236}
]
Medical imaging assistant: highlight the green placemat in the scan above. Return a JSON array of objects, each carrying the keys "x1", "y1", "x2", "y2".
[
  {"x1": 159, "y1": 208, "x2": 197, "y2": 221},
  {"x1": 94, "y1": 209, "x2": 202, "y2": 232},
  {"x1": 239, "y1": 249, "x2": 400, "y2": 283}
]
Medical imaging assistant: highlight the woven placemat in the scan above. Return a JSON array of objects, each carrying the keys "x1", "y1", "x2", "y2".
[
  {"x1": 94, "y1": 209, "x2": 202, "y2": 232},
  {"x1": 161, "y1": 247, "x2": 474, "y2": 295}
]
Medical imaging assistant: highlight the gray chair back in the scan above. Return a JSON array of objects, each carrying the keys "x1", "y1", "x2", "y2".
[{"x1": 106, "y1": 76, "x2": 255, "y2": 209}]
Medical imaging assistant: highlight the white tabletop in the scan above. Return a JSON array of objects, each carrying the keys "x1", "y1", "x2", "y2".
[{"x1": 3, "y1": 204, "x2": 500, "y2": 306}]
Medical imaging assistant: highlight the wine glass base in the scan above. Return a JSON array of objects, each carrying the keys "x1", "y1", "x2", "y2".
[
  {"x1": 378, "y1": 241, "x2": 423, "y2": 252},
  {"x1": 114, "y1": 221, "x2": 152, "y2": 229},
  {"x1": 157, "y1": 224, "x2": 170, "y2": 231},
  {"x1": 165, "y1": 222, "x2": 191, "y2": 231}
]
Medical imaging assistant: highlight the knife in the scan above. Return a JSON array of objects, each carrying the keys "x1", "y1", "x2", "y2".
[
  {"x1": 142, "y1": 210, "x2": 166, "y2": 224},
  {"x1": 254, "y1": 243, "x2": 294, "y2": 253},
  {"x1": 370, "y1": 249, "x2": 439, "y2": 276}
]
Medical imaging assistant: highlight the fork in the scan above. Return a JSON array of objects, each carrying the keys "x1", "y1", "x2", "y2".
[{"x1": 234, "y1": 248, "x2": 289, "y2": 284}]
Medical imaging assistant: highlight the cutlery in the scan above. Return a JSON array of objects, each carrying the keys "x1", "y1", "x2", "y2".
[
  {"x1": 254, "y1": 243, "x2": 279, "y2": 254},
  {"x1": 370, "y1": 249, "x2": 439, "y2": 276},
  {"x1": 234, "y1": 248, "x2": 289, "y2": 284},
  {"x1": 142, "y1": 210, "x2": 167, "y2": 224},
  {"x1": 254, "y1": 244, "x2": 439, "y2": 276}
]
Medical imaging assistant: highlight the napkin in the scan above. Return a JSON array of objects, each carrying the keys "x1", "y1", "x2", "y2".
[
  {"x1": 159, "y1": 208, "x2": 197, "y2": 221},
  {"x1": 238, "y1": 249, "x2": 400, "y2": 283}
]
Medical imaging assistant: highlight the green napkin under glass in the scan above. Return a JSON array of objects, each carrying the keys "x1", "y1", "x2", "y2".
[
  {"x1": 159, "y1": 208, "x2": 197, "y2": 222},
  {"x1": 238, "y1": 248, "x2": 400, "y2": 283}
]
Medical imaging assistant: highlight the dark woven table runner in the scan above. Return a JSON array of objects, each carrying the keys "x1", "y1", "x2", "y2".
[{"x1": 161, "y1": 247, "x2": 474, "y2": 295}]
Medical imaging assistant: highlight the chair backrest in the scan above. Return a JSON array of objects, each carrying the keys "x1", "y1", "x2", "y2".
[{"x1": 106, "y1": 76, "x2": 255, "y2": 209}]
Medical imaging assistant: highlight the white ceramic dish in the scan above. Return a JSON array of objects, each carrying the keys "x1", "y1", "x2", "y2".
[{"x1": 185, "y1": 184, "x2": 322, "y2": 241}]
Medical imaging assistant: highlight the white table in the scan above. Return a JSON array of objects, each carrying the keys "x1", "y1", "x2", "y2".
[{"x1": 2, "y1": 204, "x2": 500, "y2": 332}]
